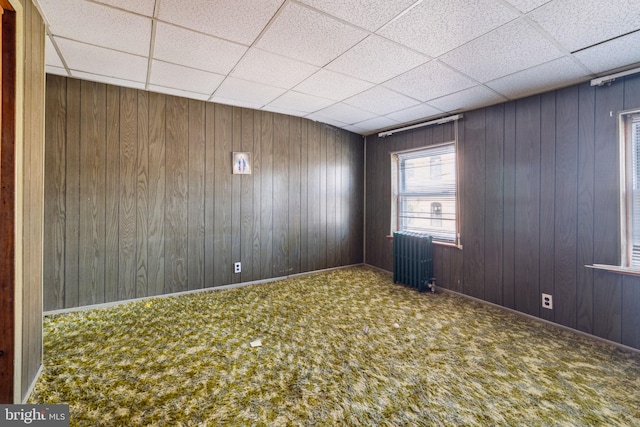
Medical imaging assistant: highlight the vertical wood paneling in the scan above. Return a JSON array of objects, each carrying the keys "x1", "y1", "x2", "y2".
[
  {"x1": 554, "y1": 86, "x2": 579, "y2": 328},
  {"x1": 502, "y1": 101, "x2": 517, "y2": 309},
  {"x1": 231, "y1": 107, "x2": 242, "y2": 284},
  {"x1": 241, "y1": 108, "x2": 255, "y2": 282},
  {"x1": 593, "y1": 83, "x2": 623, "y2": 264},
  {"x1": 136, "y1": 92, "x2": 149, "y2": 298},
  {"x1": 539, "y1": 92, "x2": 556, "y2": 322},
  {"x1": 204, "y1": 103, "x2": 215, "y2": 287},
  {"x1": 64, "y1": 78, "x2": 81, "y2": 308},
  {"x1": 592, "y1": 82, "x2": 624, "y2": 342},
  {"x1": 380, "y1": 133, "x2": 392, "y2": 272},
  {"x1": 462, "y1": 110, "x2": 486, "y2": 299},
  {"x1": 289, "y1": 117, "x2": 301, "y2": 274},
  {"x1": 622, "y1": 275, "x2": 640, "y2": 349},
  {"x1": 351, "y1": 133, "x2": 364, "y2": 265},
  {"x1": 214, "y1": 104, "x2": 233, "y2": 285},
  {"x1": 165, "y1": 96, "x2": 189, "y2": 292},
  {"x1": 260, "y1": 111, "x2": 273, "y2": 278},
  {"x1": 104, "y1": 85, "x2": 120, "y2": 302},
  {"x1": 514, "y1": 96, "x2": 541, "y2": 316},
  {"x1": 251, "y1": 111, "x2": 262, "y2": 281},
  {"x1": 272, "y1": 114, "x2": 289, "y2": 276},
  {"x1": 299, "y1": 120, "x2": 309, "y2": 271},
  {"x1": 78, "y1": 81, "x2": 106, "y2": 306},
  {"x1": 326, "y1": 127, "x2": 337, "y2": 268},
  {"x1": 43, "y1": 75, "x2": 66, "y2": 311},
  {"x1": 148, "y1": 92, "x2": 165, "y2": 295},
  {"x1": 576, "y1": 83, "x2": 596, "y2": 334},
  {"x1": 188, "y1": 100, "x2": 205, "y2": 290},
  {"x1": 484, "y1": 104, "x2": 504, "y2": 305},
  {"x1": 319, "y1": 126, "x2": 328, "y2": 269},
  {"x1": 308, "y1": 121, "x2": 320, "y2": 271},
  {"x1": 118, "y1": 87, "x2": 137, "y2": 300},
  {"x1": 21, "y1": 1, "x2": 46, "y2": 400},
  {"x1": 45, "y1": 77, "x2": 366, "y2": 323}
]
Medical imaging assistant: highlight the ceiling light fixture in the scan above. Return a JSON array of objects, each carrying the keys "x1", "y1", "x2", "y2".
[
  {"x1": 377, "y1": 114, "x2": 463, "y2": 138},
  {"x1": 590, "y1": 66, "x2": 640, "y2": 87}
]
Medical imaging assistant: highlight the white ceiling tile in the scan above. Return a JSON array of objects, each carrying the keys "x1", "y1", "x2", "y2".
[
  {"x1": 344, "y1": 86, "x2": 420, "y2": 115},
  {"x1": 230, "y1": 49, "x2": 319, "y2": 89},
  {"x1": 297, "y1": 0, "x2": 416, "y2": 31},
  {"x1": 45, "y1": 37, "x2": 64, "y2": 68},
  {"x1": 341, "y1": 124, "x2": 368, "y2": 134},
  {"x1": 46, "y1": 66, "x2": 69, "y2": 76},
  {"x1": 150, "y1": 61, "x2": 224, "y2": 95},
  {"x1": 148, "y1": 85, "x2": 211, "y2": 101},
  {"x1": 37, "y1": 0, "x2": 151, "y2": 56},
  {"x1": 353, "y1": 116, "x2": 400, "y2": 133},
  {"x1": 311, "y1": 103, "x2": 377, "y2": 125},
  {"x1": 261, "y1": 105, "x2": 307, "y2": 118},
  {"x1": 214, "y1": 77, "x2": 286, "y2": 106},
  {"x1": 386, "y1": 104, "x2": 444, "y2": 124},
  {"x1": 383, "y1": 61, "x2": 476, "y2": 102},
  {"x1": 210, "y1": 97, "x2": 265, "y2": 110},
  {"x1": 378, "y1": 0, "x2": 518, "y2": 57},
  {"x1": 439, "y1": 19, "x2": 563, "y2": 83},
  {"x1": 503, "y1": 0, "x2": 551, "y2": 13},
  {"x1": 158, "y1": 0, "x2": 283, "y2": 45},
  {"x1": 56, "y1": 38, "x2": 148, "y2": 83},
  {"x1": 94, "y1": 0, "x2": 156, "y2": 16},
  {"x1": 428, "y1": 85, "x2": 506, "y2": 113},
  {"x1": 71, "y1": 71, "x2": 146, "y2": 90},
  {"x1": 574, "y1": 31, "x2": 640, "y2": 74},
  {"x1": 487, "y1": 57, "x2": 589, "y2": 99},
  {"x1": 309, "y1": 117, "x2": 350, "y2": 129},
  {"x1": 529, "y1": 0, "x2": 640, "y2": 52},
  {"x1": 267, "y1": 91, "x2": 335, "y2": 114},
  {"x1": 256, "y1": 2, "x2": 367, "y2": 66},
  {"x1": 326, "y1": 35, "x2": 429, "y2": 84},
  {"x1": 153, "y1": 23, "x2": 247, "y2": 75},
  {"x1": 294, "y1": 69, "x2": 374, "y2": 101}
]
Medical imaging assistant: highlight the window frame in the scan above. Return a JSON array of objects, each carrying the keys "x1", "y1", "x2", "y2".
[
  {"x1": 620, "y1": 109, "x2": 640, "y2": 268},
  {"x1": 390, "y1": 141, "x2": 460, "y2": 247}
]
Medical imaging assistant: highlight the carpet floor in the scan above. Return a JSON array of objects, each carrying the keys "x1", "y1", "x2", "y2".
[{"x1": 30, "y1": 267, "x2": 640, "y2": 426}]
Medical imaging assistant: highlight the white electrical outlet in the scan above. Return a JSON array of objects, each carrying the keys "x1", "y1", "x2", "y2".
[
  {"x1": 234, "y1": 262, "x2": 241, "y2": 274},
  {"x1": 542, "y1": 293, "x2": 553, "y2": 310}
]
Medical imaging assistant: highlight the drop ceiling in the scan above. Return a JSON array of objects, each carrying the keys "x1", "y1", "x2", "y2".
[{"x1": 37, "y1": 0, "x2": 640, "y2": 135}]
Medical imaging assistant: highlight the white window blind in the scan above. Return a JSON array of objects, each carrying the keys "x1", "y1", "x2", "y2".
[
  {"x1": 391, "y1": 143, "x2": 457, "y2": 242},
  {"x1": 628, "y1": 114, "x2": 640, "y2": 266}
]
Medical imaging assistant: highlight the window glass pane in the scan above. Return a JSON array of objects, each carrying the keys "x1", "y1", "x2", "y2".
[{"x1": 393, "y1": 143, "x2": 457, "y2": 241}]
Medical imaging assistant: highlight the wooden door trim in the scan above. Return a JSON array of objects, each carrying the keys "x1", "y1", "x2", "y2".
[{"x1": 0, "y1": 3, "x2": 15, "y2": 404}]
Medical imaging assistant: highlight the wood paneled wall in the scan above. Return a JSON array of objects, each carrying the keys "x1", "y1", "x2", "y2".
[
  {"x1": 16, "y1": 0, "x2": 45, "y2": 402},
  {"x1": 43, "y1": 75, "x2": 364, "y2": 310},
  {"x1": 366, "y1": 75, "x2": 640, "y2": 351}
]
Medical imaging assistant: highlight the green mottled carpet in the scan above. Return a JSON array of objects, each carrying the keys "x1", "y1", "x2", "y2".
[{"x1": 30, "y1": 267, "x2": 640, "y2": 426}]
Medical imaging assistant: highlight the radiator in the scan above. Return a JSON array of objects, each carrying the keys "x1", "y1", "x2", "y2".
[{"x1": 393, "y1": 231, "x2": 435, "y2": 293}]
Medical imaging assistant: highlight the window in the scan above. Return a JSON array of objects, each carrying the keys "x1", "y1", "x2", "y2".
[
  {"x1": 622, "y1": 111, "x2": 640, "y2": 267},
  {"x1": 391, "y1": 143, "x2": 457, "y2": 243}
]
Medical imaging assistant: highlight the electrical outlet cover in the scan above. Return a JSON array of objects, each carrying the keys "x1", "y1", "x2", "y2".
[{"x1": 541, "y1": 293, "x2": 553, "y2": 310}]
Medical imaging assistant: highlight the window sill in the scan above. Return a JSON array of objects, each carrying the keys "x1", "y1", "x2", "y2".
[
  {"x1": 586, "y1": 264, "x2": 640, "y2": 277},
  {"x1": 386, "y1": 234, "x2": 462, "y2": 250}
]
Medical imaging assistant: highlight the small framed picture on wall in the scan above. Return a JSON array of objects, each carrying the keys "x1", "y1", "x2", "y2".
[{"x1": 232, "y1": 152, "x2": 251, "y2": 175}]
